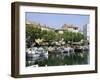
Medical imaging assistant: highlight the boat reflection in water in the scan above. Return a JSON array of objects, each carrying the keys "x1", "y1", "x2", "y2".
[{"x1": 26, "y1": 46, "x2": 89, "y2": 67}]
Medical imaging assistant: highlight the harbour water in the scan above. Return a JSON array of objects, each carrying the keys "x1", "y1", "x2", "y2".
[{"x1": 26, "y1": 47, "x2": 89, "y2": 67}]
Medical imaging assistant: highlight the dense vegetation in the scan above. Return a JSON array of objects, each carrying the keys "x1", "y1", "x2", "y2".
[{"x1": 26, "y1": 24, "x2": 84, "y2": 48}]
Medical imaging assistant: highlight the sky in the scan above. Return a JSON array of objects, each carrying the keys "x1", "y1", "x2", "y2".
[{"x1": 26, "y1": 12, "x2": 89, "y2": 31}]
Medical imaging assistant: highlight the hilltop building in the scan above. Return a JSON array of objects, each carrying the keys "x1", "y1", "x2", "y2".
[
  {"x1": 56, "y1": 24, "x2": 79, "y2": 34},
  {"x1": 26, "y1": 20, "x2": 55, "y2": 31},
  {"x1": 61, "y1": 24, "x2": 79, "y2": 32},
  {"x1": 26, "y1": 21, "x2": 80, "y2": 34}
]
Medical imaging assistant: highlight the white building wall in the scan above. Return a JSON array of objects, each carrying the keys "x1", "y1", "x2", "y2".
[{"x1": 83, "y1": 24, "x2": 90, "y2": 41}]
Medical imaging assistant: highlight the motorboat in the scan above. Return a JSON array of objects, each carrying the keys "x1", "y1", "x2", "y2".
[
  {"x1": 26, "y1": 47, "x2": 48, "y2": 62},
  {"x1": 62, "y1": 47, "x2": 74, "y2": 56}
]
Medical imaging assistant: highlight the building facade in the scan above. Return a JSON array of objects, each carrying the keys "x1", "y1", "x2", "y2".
[
  {"x1": 61, "y1": 24, "x2": 79, "y2": 32},
  {"x1": 83, "y1": 24, "x2": 90, "y2": 41},
  {"x1": 26, "y1": 21, "x2": 80, "y2": 34},
  {"x1": 26, "y1": 20, "x2": 55, "y2": 31}
]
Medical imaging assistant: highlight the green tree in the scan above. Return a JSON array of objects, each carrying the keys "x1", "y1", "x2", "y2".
[
  {"x1": 26, "y1": 24, "x2": 41, "y2": 48},
  {"x1": 41, "y1": 30, "x2": 56, "y2": 42},
  {"x1": 63, "y1": 31, "x2": 84, "y2": 42}
]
